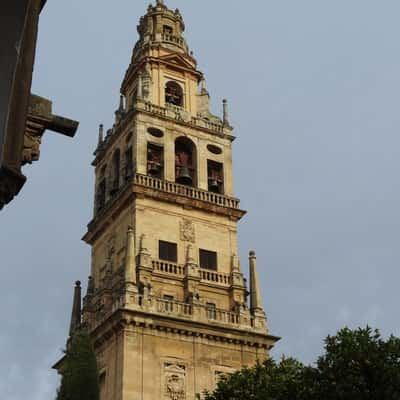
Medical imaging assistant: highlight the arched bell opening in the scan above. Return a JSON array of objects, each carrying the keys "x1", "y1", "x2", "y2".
[
  {"x1": 147, "y1": 143, "x2": 164, "y2": 179},
  {"x1": 207, "y1": 160, "x2": 224, "y2": 194},
  {"x1": 124, "y1": 146, "x2": 133, "y2": 181},
  {"x1": 110, "y1": 149, "x2": 121, "y2": 196},
  {"x1": 175, "y1": 137, "x2": 196, "y2": 187},
  {"x1": 165, "y1": 81, "x2": 184, "y2": 107},
  {"x1": 96, "y1": 165, "x2": 107, "y2": 211}
]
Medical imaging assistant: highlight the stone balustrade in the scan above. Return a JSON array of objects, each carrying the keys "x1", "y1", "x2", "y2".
[
  {"x1": 152, "y1": 260, "x2": 185, "y2": 276},
  {"x1": 152, "y1": 261, "x2": 232, "y2": 287},
  {"x1": 134, "y1": 173, "x2": 241, "y2": 209},
  {"x1": 132, "y1": 33, "x2": 188, "y2": 59},
  {"x1": 161, "y1": 33, "x2": 186, "y2": 48},
  {"x1": 155, "y1": 297, "x2": 192, "y2": 316},
  {"x1": 190, "y1": 116, "x2": 224, "y2": 134},
  {"x1": 139, "y1": 101, "x2": 226, "y2": 135},
  {"x1": 93, "y1": 293, "x2": 263, "y2": 333},
  {"x1": 165, "y1": 102, "x2": 184, "y2": 114},
  {"x1": 199, "y1": 269, "x2": 231, "y2": 286},
  {"x1": 133, "y1": 295, "x2": 255, "y2": 330},
  {"x1": 143, "y1": 102, "x2": 167, "y2": 117}
]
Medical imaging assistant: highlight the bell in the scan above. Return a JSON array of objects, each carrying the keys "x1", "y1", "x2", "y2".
[
  {"x1": 177, "y1": 166, "x2": 192, "y2": 185},
  {"x1": 149, "y1": 162, "x2": 161, "y2": 174},
  {"x1": 209, "y1": 179, "x2": 219, "y2": 192}
]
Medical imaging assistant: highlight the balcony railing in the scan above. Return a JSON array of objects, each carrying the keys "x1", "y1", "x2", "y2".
[
  {"x1": 161, "y1": 33, "x2": 186, "y2": 47},
  {"x1": 93, "y1": 292, "x2": 267, "y2": 334},
  {"x1": 121, "y1": 295, "x2": 256, "y2": 330},
  {"x1": 165, "y1": 102, "x2": 184, "y2": 114},
  {"x1": 139, "y1": 101, "x2": 226, "y2": 135},
  {"x1": 134, "y1": 173, "x2": 240, "y2": 209},
  {"x1": 200, "y1": 269, "x2": 231, "y2": 286},
  {"x1": 153, "y1": 260, "x2": 185, "y2": 276},
  {"x1": 152, "y1": 261, "x2": 232, "y2": 287},
  {"x1": 156, "y1": 298, "x2": 192, "y2": 316}
]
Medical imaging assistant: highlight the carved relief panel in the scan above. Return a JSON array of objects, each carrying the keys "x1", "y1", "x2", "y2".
[
  {"x1": 212, "y1": 366, "x2": 235, "y2": 389},
  {"x1": 163, "y1": 362, "x2": 186, "y2": 400},
  {"x1": 180, "y1": 219, "x2": 195, "y2": 243}
]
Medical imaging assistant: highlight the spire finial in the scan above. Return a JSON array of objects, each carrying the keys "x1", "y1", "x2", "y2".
[
  {"x1": 140, "y1": 234, "x2": 149, "y2": 253},
  {"x1": 69, "y1": 281, "x2": 82, "y2": 337},
  {"x1": 223, "y1": 99, "x2": 229, "y2": 125},
  {"x1": 86, "y1": 276, "x2": 94, "y2": 296},
  {"x1": 249, "y1": 251, "x2": 263, "y2": 312},
  {"x1": 119, "y1": 94, "x2": 125, "y2": 111},
  {"x1": 200, "y1": 79, "x2": 208, "y2": 95},
  {"x1": 98, "y1": 124, "x2": 103, "y2": 147}
]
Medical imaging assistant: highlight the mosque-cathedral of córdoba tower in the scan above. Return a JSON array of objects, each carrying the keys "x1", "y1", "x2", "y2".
[{"x1": 55, "y1": 1, "x2": 279, "y2": 399}]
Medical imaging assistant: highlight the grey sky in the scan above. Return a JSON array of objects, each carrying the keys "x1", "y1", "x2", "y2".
[{"x1": 1, "y1": 1, "x2": 400, "y2": 399}]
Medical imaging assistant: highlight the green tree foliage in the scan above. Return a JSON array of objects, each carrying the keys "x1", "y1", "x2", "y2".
[
  {"x1": 204, "y1": 358, "x2": 307, "y2": 400},
  {"x1": 204, "y1": 327, "x2": 400, "y2": 400},
  {"x1": 56, "y1": 332, "x2": 100, "y2": 400},
  {"x1": 311, "y1": 327, "x2": 400, "y2": 400}
]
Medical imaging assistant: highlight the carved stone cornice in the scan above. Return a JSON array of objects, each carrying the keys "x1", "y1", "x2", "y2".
[
  {"x1": 89, "y1": 308, "x2": 280, "y2": 352},
  {"x1": 83, "y1": 174, "x2": 246, "y2": 245}
]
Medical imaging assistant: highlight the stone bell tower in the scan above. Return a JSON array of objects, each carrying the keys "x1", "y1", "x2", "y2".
[{"x1": 60, "y1": 1, "x2": 279, "y2": 399}]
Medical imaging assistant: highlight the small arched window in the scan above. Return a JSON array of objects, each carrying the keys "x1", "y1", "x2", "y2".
[
  {"x1": 110, "y1": 149, "x2": 120, "y2": 196},
  {"x1": 96, "y1": 165, "x2": 107, "y2": 211},
  {"x1": 165, "y1": 81, "x2": 183, "y2": 107},
  {"x1": 125, "y1": 146, "x2": 133, "y2": 181},
  {"x1": 175, "y1": 137, "x2": 196, "y2": 186}
]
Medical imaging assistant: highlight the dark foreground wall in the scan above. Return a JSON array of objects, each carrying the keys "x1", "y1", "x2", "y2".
[
  {"x1": 0, "y1": 0, "x2": 31, "y2": 167},
  {"x1": 0, "y1": 1, "x2": 77, "y2": 210},
  {"x1": 0, "y1": 0, "x2": 43, "y2": 208}
]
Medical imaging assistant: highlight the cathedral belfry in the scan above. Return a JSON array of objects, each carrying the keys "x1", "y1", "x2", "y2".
[{"x1": 56, "y1": 1, "x2": 279, "y2": 399}]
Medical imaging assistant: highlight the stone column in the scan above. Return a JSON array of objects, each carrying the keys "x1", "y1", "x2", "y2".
[
  {"x1": 69, "y1": 281, "x2": 82, "y2": 337},
  {"x1": 125, "y1": 227, "x2": 137, "y2": 285},
  {"x1": 249, "y1": 251, "x2": 263, "y2": 312},
  {"x1": 223, "y1": 99, "x2": 229, "y2": 125}
]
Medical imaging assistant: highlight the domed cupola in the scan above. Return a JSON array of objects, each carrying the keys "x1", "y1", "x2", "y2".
[{"x1": 136, "y1": 0, "x2": 188, "y2": 55}]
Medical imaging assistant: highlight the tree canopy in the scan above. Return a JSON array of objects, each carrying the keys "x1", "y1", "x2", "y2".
[
  {"x1": 204, "y1": 327, "x2": 400, "y2": 400},
  {"x1": 56, "y1": 331, "x2": 100, "y2": 400}
]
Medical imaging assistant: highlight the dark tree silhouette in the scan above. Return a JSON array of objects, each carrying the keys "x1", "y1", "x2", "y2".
[
  {"x1": 56, "y1": 332, "x2": 100, "y2": 400},
  {"x1": 204, "y1": 327, "x2": 400, "y2": 400}
]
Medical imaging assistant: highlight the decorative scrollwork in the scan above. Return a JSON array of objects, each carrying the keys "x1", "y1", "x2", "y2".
[{"x1": 180, "y1": 219, "x2": 195, "y2": 243}]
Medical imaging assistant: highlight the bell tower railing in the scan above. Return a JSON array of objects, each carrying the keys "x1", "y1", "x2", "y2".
[
  {"x1": 134, "y1": 173, "x2": 240, "y2": 209},
  {"x1": 91, "y1": 294, "x2": 266, "y2": 334}
]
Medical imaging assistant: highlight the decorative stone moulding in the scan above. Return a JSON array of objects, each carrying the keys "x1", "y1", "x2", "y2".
[
  {"x1": 207, "y1": 144, "x2": 223, "y2": 155},
  {"x1": 148, "y1": 127, "x2": 164, "y2": 138}
]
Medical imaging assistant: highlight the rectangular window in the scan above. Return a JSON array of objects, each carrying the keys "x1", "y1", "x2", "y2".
[
  {"x1": 206, "y1": 303, "x2": 217, "y2": 320},
  {"x1": 163, "y1": 295, "x2": 174, "y2": 312},
  {"x1": 147, "y1": 143, "x2": 164, "y2": 179},
  {"x1": 159, "y1": 241, "x2": 177, "y2": 263},
  {"x1": 199, "y1": 249, "x2": 217, "y2": 271},
  {"x1": 207, "y1": 160, "x2": 224, "y2": 194}
]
